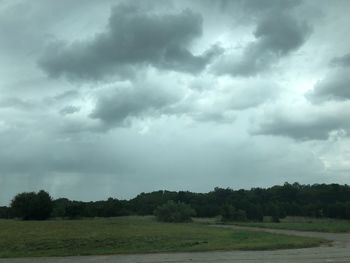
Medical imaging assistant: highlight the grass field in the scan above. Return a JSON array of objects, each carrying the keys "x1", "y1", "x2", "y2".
[
  {"x1": 234, "y1": 217, "x2": 350, "y2": 233},
  {"x1": 0, "y1": 216, "x2": 325, "y2": 258}
]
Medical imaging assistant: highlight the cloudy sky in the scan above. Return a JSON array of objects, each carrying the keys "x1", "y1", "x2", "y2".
[{"x1": 1, "y1": 0, "x2": 350, "y2": 205}]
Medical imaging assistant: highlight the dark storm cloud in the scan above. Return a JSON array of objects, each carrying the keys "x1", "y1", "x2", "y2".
[
  {"x1": 253, "y1": 106, "x2": 350, "y2": 140},
  {"x1": 308, "y1": 52, "x2": 350, "y2": 104},
  {"x1": 307, "y1": 69, "x2": 350, "y2": 103},
  {"x1": 330, "y1": 53, "x2": 350, "y2": 68},
  {"x1": 214, "y1": 8, "x2": 311, "y2": 76},
  {"x1": 59, "y1": 106, "x2": 80, "y2": 115},
  {"x1": 38, "y1": 3, "x2": 221, "y2": 81},
  {"x1": 253, "y1": 13, "x2": 310, "y2": 56},
  {"x1": 54, "y1": 90, "x2": 80, "y2": 101},
  {"x1": 255, "y1": 116, "x2": 338, "y2": 140},
  {"x1": 239, "y1": 0, "x2": 301, "y2": 13},
  {"x1": 199, "y1": 0, "x2": 301, "y2": 15},
  {"x1": 90, "y1": 82, "x2": 181, "y2": 125}
]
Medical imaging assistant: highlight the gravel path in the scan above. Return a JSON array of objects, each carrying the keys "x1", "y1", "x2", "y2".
[{"x1": 1, "y1": 225, "x2": 350, "y2": 263}]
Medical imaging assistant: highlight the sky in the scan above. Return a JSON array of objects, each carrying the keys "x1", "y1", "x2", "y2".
[{"x1": 1, "y1": 0, "x2": 350, "y2": 205}]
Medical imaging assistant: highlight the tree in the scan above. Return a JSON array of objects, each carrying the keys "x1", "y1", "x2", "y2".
[
  {"x1": 246, "y1": 203, "x2": 263, "y2": 222},
  {"x1": 0, "y1": 206, "x2": 11, "y2": 219},
  {"x1": 65, "y1": 202, "x2": 85, "y2": 219},
  {"x1": 154, "y1": 200, "x2": 196, "y2": 222},
  {"x1": 220, "y1": 204, "x2": 247, "y2": 222},
  {"x1": 266, "y1": 203, "x2": 280, "y2": 223},
  {"x1": 11, "y1": 190, "x2": 53, "y2": 220},
  {"x1": 51, "y1": 198, "x2": 71, "y2": 218}
]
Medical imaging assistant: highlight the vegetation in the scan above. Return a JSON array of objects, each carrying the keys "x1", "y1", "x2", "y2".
[
  {"x1": 2, "y1": 183, "x2": 350, "y2": 222},
  {"x1": 154, "y1": 200, "x2": 196, "y2": 222},
  {"x1": 10, "y1": 190, "x2": 53, "y2": 220},
  {"x1": 0, "y1": 216, "x2": 325, "y2": 258},
  {"x1": 220, "y1": 204, "x2": 247, "y2": 222},
  {"x1": 235, "y1": 217, "x2": 350, "y2": 233},
  {"x1": 0, "y1": 206, "x2": 11, "y2": 219}
]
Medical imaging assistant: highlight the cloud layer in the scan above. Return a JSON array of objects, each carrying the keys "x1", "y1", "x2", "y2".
[
  {"x1": 90, "y1": 80, "x2": 182, "y2": 126},
  {"x1": 38, "y1": 4, "x2": 222, "y2": 81},
  {"x1": 1, "y1": 0, "x2": 350, "y2": 205},
  {"x1": 252, "y1": 102, "x2": 350, "y2": 140},
  {"x1": 307, "y1": 53, "x2": 350, "y2": 103},
  {"x1": 213, "y1": 1, "x2": 311, "y2": 76}
]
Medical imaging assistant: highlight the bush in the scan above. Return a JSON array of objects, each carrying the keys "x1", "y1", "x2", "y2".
[
  {"x1": 11, "y1": 190, "x2": 53, "y2": 220},
  {"x1": 221, "y1": 204, "x2": 247, "y2": 222},
  {"x1": 154, "y1": 200, "x2": 196, "y2": 222}
]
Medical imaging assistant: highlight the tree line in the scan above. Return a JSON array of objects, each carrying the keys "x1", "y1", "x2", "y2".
[{"x1": 1, "y1": 182, "x2": 350, "y2": 221}]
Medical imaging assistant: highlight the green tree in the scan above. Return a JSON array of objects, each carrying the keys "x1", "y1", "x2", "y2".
[
  {"x1": 65, "y1": 202, "x2": 84, "y2": 219},
  {"x1": 221, "y1": 204, "x2": 247, "y2": 222},
  {"x1": 266, "y1": 203, "x2": 280, "y2": 223},
  {"x1": 11, "y1": 190, "x2": 53, "y2": 220}
]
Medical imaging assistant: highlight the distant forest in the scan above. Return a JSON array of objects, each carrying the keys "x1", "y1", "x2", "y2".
[{"x1": 1, "y1": 183, "x2": 350, "y2": 221}]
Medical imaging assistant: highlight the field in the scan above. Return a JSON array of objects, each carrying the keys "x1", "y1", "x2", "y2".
[
  {"x1": 234, "y1": 217, "x2": 350, "y2": 233},
  {"x1": 0, "y1": 216, "x2": 325, "y2": 258}
]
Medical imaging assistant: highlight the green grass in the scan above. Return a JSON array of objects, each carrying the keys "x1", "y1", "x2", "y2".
[
  {"x1": 0, "y1": 216, "x2": 325, "y2": 258},
  {"x1": 234, "y1": 217, "x2": 350, "y2": 233}
]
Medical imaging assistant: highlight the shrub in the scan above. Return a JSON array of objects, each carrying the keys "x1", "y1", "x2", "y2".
[{"x1": 154, "y1": 200, "x2": 196, "y2": 222}]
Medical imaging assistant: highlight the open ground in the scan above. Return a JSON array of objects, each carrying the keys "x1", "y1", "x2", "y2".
[
  {"x1": 0, "y1": 225, "x2": 349, "y2": 263},
  {"x1": 232, "y1": 217, "x2": 350, "y2": 233},
  {"x1": 1, "y1": 217, "x2": 350, "y2": 262},
  {"x1": 0, "y1": 217, "x2": 323, "y2": 258}
]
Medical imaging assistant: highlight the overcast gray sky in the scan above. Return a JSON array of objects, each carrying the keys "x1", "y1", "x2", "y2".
[{"x1": 1, "y1": 0, "x2": 350, "y2": 205}]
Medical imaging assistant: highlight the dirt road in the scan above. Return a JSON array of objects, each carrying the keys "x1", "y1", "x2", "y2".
[{"x1": 1, "y1": 226, "x2": 350, "y2": 263}]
